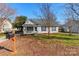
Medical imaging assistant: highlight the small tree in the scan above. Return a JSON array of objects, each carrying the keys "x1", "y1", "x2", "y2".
[
  {"x1": 37, "y1": 3, "x2": 57, "y2": 38},
  {"x1": 64, "y1": 3, "x2": 78, "y2": 35},
  {"x1": 64, "y1": 18, "x2": 74, "y2": 35},
  {"x1": 14, "y1": 16, "x2": 27, "y2": 31}
]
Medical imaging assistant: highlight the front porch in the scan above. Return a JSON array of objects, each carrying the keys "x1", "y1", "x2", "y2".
[{"x1": 23, "y1": 25, "x2": 37, "y2": 34}]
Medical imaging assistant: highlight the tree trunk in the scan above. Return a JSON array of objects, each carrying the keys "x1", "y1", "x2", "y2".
[
  {"x1": 48, "y1": 26, "x2": 50, "y2": 39},
  {"x1": 77, "y1": 25, "x2": 79, "y2": 34},
  {"x1": 69, "y1": 26, "x2": 72, "y2": 36}
]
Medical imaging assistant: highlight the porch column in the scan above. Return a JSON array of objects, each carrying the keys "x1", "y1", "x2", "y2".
[
  {"x1": 23, "y1": 26, "x2": 27, "y2": 34},
  {"x1": 33, "y1": 26, "x2": 35, "y2": 32}
]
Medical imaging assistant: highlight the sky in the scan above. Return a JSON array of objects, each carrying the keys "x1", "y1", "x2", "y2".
[{"x1": 8, "y1": 3, "x2": 65, "y2": 24}]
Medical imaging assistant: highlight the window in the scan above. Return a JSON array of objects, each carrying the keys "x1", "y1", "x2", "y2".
[
  {"x1": 52, "y1": 27, "x2": 56, "y2": 31},
  {"x1": 27, "y1": 27, "x2": 33, "y2": 31},
  {"x1": 35, "y1": 27, "x2": 37, "y2": 31},
  {"x1": 41, "y1": 26, "x2": 46, "y2": 31}
]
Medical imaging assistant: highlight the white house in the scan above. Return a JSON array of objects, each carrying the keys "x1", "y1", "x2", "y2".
[
  {"x1": 22, "y1": 20, "x2": 59, "y2": 34},
  {"x1": 0, "y1": 18, "x2": 12, "y2": 33}
]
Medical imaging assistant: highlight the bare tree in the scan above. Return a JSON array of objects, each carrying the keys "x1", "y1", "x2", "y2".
[
  {"x1": 68, "y1": 4, "x2": 79, "y2": 17},
  {"x1": 65, "y1": 18, "x2": 74, "y2": 35},
  {"x1": 64, "y1": 3, "x2": 79, "y2": 35},
  {"x1": 37, "y1": 4, "x2": 56, "y2": 38},
  {"x1": 69, "y1": 4, "x2": 79, "y2": 34},
  {"x1": 64, "y1": 4, "x2": 79, "y2": 19},
  {"x1": 0, "y1": 3, "x2": 15, "y2": 19}
]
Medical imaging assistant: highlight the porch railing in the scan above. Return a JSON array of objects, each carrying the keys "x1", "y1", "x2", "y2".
[{"x1": 24, "y1": 30, "x2": 37, "y2": 34}]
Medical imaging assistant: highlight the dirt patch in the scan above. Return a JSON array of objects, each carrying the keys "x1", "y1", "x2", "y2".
[{"x1": 0, "y1": 35, "x2": 79, "y2": 56}]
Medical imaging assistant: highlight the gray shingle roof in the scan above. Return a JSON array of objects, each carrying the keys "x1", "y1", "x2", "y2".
[{"x1": 29, "y1": 19, "x2": 59, "y2": 27}]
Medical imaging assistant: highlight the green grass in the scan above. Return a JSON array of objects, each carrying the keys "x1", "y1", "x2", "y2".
[
  {"x1": 50, "y1": 33, "x2": 79, "y2": 40},
  {"x1": 34, "y1": 33, "x2": 79, "y2": 40},
  {"x1": 62, "y1": 39, "x2": 79, "y2": 46},
  {"x1": 33, "y1": 33, "x2": 79, "y2": 46},
  {"x1": 0, "y1": 33, "x2": 6, "y2": 38}
]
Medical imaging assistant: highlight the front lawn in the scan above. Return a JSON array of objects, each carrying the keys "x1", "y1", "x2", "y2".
[
  {"x1": 34, "y1": 33, "x2": 79, "y2": 40},
  {"x1": 0, "y1": 33, "x2": 6, "y2": 38},
  {"x1": 33, "y1": 33, "x2": 79, "y2": 46},
  {"x1": 50, "y1": 33, "x2": 79, "y2": 40}
]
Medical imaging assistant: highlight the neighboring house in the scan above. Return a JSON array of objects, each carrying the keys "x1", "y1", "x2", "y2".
[
  {"x1": 0, "y1": 18, "x2": 12, "y2": 33},
  {"x1": 22, "y1": 20, "x2": 59, "y2": 34},
  {"x1": 63, "y1": 20, "x2": 79, "y2": 33}
]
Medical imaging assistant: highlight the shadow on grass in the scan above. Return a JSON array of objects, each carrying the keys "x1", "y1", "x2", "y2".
[{"x1": 0, "y1": 46, "x2": 13, "y2": 52}]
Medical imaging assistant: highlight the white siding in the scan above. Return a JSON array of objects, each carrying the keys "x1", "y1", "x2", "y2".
[
  {"x1": 0, "y1": 20, "x2": 12, "y2": 33},
  {"x1": 50, "y1": 27, "x2": 59, "y2": 33},
  {"x1": 37, "y1": 26, "x2": 41, "y2": 33},
  {"x1": 23, "y1": 26, "x2": 59, "y2": 34},
  {"x1": 37, "y1": 26, "x2": 59, "y2": 33},
  {"x1": 37, "y1": 26, "x2": 48, "y2": 33},
  {"x1": 23, "y1": 27, "x2": 27, "y2": 34},
  {"x1": 23, "y1": 20, "x2": 59, "y2": 34}
]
